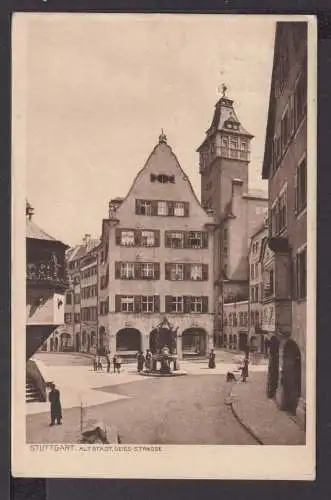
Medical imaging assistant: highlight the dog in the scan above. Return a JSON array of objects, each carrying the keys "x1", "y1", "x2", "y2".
[{"x1": 226, "y1": 371, "x2": 237, "y2": 382}]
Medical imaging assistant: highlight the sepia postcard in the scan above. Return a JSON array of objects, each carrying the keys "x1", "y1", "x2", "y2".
[{"x1": 12, "y1": 13, "x2": 316, "y2": 479}]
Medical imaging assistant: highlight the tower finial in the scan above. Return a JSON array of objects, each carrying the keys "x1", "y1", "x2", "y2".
[
  {"x1": 159, "y1": 129, "x2": 167, "y2": 144},
  {"x1": 26, "y1": 200, "x2": 34, "y2": 221},
  {"x1": 221, "y1": 83, "x2": 227, "y2": 98}
]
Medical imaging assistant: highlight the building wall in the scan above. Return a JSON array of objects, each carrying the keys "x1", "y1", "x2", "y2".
[{"x1": 101, "y1": 139, "x2": 215, "y2": 357}]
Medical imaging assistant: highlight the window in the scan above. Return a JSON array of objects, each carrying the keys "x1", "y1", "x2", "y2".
[
  {"x1": 74, "y1": 293, "x2": 80, "y2": 304},
  {"x1": 190, "y1": 297, "x2": 202, "y2": 313},
  {"x1": 233, "y1": 313, "x2": 238, "y2": 327},
  {"x1": 188, "y1": 232, "x2": 202, "y2": 249},
  {"x1": 239, "y1": 312, "x2": 244, "y2": 326},
  {"x1": 295, "y1": 157, "x2": 307, "y2": 213},
  {"x1": 255, "y1": 263, "x2": 259, "y2": 279},
  {"x1": 281, "y1": 107, "x2": 290, "y2": 153},
  {"x1": 296, "y1": 248, "x2": 307, "y2": 300},
  {"x1": 174, "y1": 202, "x2": 185, "y2": 216},
  {"x1": 74, "y1": 313, "x2": 80, "y2": 323},
  {"x1": 264, "y1": 269, "x2": 274, "y2": 298},
  {"x1": 142, "y1": 296, "x2": 155, "y2": 313},
  {"x1": 244, "y1": 312, "x2": 248, "y2": 326},
  {"x1": 170, "y1": 264, "x2": 184, "y2": 281},
  {"x1": 64, "y1": 313, "x2": 72, "y2": 324},
  {"x1": 250, "y1": 264, "x2": 255, "y2": 280},
  {"x1": 141, "y1": 231, "x2": 155, "y2": 247},
  {"x1": 240, "y1": 140, "x2": 248, "y2": 151},
  {"x1": 136, "y1": 200, "x2": 152, "y2": 215},
  {"x1": 255, "y1": 310, "x2": 260, "y2": 326},
  {"x1": 157, "y1": 201, "x2": 168, "y2": 216},
  {"x1": 65, "y1": 293, "x2": 72, "y2": 305},
  {"x1": 229, "y1": 313, "x2": 233, "y2": 326},
  {"x1": 222, "y1": 137, "x2": 229, "y2": 147},
  {"x1": 278, "y1": 191, "x2": 287, "y2": 232},
  {"x1": 121, "y1": 230, "x2": 135, "y2": 246},
  {"x1": 190, "y1": 264, "x2": 203, "y2": 281},
  {"x1": 141, "y1": 263, "x2": 155, "y2": 279},
  {"x1": 230, "y1": 137, "x2": 238, "y2": 149},
  {"x1": 294, "y1": 71, "x2": 307, "y2": 129},
  {"x1": 224, "y1": 228, "x2": 228, "y2": 241},
  {"x1": 171, "y1": 296, "x2": 183, "y2": 313},
  {"x1": 166, "y1": 231, "x2": 184, "y2": 248},
  {"x1": 121, "y1": 263, "x2": 135, "y2": 279},
  {"x1": 121, "y1": 296, "x2": 134, "y2": 313}
]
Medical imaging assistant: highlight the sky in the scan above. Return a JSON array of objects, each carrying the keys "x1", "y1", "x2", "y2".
[{"x1": 18, "y1": 14, "x2": 276, "y2": 246}]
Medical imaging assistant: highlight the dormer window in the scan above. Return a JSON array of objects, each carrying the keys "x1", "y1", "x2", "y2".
[{"x1": 150, "y1": 173, "x2": 175, "y2": 184}]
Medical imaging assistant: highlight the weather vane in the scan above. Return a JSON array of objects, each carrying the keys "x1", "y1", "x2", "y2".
[{"x1": 217, "y1": 82, "x2": 228, "y2": 98}]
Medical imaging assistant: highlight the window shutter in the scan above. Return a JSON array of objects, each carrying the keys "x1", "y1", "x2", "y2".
[
  {"x1": 202, "y1": 232, "x2": 209, "y2": 249},
  {"x1": 155, "y1": 230, "x2": 160, "y2": 247},
  {"x1": 154, "y1": 295, "x2": 160, "y2": 313},
  {"x1": 165, "y1": 263, "x2": 171, "y2": 280},
  {"x1": 134, "y1": 230, "x2": 141, "y2": 246},
  {"x1": 183, "y1": 231, "x2": 189, "y2": 249},
  {"x1": 151, "y1": 200, "x2": 158, "y2": 216},
  {"x1": 134, "y1": 295, "x2": 141, "y2": 313},
  {"x1": 115, "y1": 229, "x2": 121, "y2": 246},
  {"x1": 165, "y1": 232, "x2": 170, "y2": 248},
  {"x1": 168, "y1": 201, "x2": 174, "y2": 216},
  {"x1": 115, "y1": 262, "x2": 121, "y2": 279},
  {"x1": 165, "y1": 295, "x2": 172, "y2": 313},
  {"x1": 154, "y1": 263, "x2": 160, "y2": 280},
  {"x1": 202, "y1": 297, "x2": 208, "y2": 313},
  {"x1": 135, "y1": 199, "x2": 141, "y2": 215},
  {"x1": 184, "y1": 296, "x2": 191, "y2": 314},
  {"x1": 135, "y1": 262, "x2": 141, "y2": 280},
  {"x1": 202, "y1": 264, "x2": 208, "y2": 281},
  {"x1": 184, "y1": 202, "x2": 189, "y2": 217},
  {"x1": 184, "y1": 264, "x2": 190, "y2": 281},
  {"x1": 115, "y1": 295, "x2": 121, "y2": 313},
  {"x1": 105, "y1": 297, "x2": 109, "y2": 314}
]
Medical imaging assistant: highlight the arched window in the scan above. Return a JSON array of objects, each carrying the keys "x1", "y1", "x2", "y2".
[
  {"x1": 233, "y1": 313, "x2": 238, "y2": 327},
  {"x1": 223, "y1": 314, "x2": 228, "y2": 326},
  {"x1": 229, "y1": 313, "x2": 233, "y2": 326}
]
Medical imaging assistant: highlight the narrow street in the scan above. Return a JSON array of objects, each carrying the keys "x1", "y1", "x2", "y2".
[{"x1": 27, "y1": 357, "x2": 258, "y2": 445}]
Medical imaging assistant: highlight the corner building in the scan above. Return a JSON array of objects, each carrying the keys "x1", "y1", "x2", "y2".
[
  {"x1": 98, "y1": 132, "x2": 215, "y2": 359},
  {"x1": 262, "y1": 22, "x2": 307, "y2": 427}
]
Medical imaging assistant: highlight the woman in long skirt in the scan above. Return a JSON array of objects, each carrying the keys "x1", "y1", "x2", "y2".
[{"x1": 208, "y1": 349, "x2": 216, "y2": 369}]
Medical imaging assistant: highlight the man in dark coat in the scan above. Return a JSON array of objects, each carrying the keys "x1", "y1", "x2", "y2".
[
  {"x1": 48, "y1": 383, "x2": 62, "y2": 426},
  {"x1": 241, "y1": 357, "x2": 249, "y2": 382}
]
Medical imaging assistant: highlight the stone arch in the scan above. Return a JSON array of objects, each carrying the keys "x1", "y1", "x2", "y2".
[
  {"x1": 282, "y1": 339, "x2": 302, "y2": 414},
  {"x1": 116, "y1": 328, "x2": 141, "y2": 352},
  {"x1": 182, "y1": 328, "x2": 207, "y2": 356},
  {"x1": 267, "y1": 335, "x2": 280, "y2": 398}
]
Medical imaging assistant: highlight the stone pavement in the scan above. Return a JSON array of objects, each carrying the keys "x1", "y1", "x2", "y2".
[
  {"x1": 230, "y1": 371, "x2": 306, "y2": 445},
  {"x1": 27, "y1": 353, "x2": 267, "y2": 416}
]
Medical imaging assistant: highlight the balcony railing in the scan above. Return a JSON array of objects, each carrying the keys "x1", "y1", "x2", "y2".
[{"x1": 27, "y1": 263, "x2": 68, "y2": 289}]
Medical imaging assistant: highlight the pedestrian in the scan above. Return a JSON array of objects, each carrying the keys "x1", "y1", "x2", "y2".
[
  {"x1": 113, "y1": 355, "x2": 117, "y2": 373},
  {"x1": 97, "y1": 357, "x2": 103, "y2": 371},
  {"x1": 48, "y1": 383, "x2": 62, "y2": 426},
  {"x1": 116, "y1": 356, "x2": 122, "y2": 374},
  {"x1": 145, "y1": 349, "x2": 152, "y2": 371},
  {"x1": 106, "y1": 354, "x2": 111, "y2": 373},
  {"x1": 137, "y1": 351, "x2": 145, "y2": 372},
  {"x1": 208, "y1": 348, "x2": 216, "y2": 369},
  {"x1": 241, "y1": 357, "x2": 249, "y2": 382},
  {"x1": 93, "y1": 355, "x2": 98, "y2": 372}
]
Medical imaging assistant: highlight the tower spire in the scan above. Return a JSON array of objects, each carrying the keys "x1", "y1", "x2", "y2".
[{"x1": 159, "y1": 129, "x2": 167, "y2": 144}]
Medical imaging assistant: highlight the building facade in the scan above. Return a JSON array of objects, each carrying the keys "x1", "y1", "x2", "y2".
[
  {"x1": 248, "y1": 221, "x2": 271, "y2": 356},
  {"x1": 223, "y1": 300, "x2": 249, "y2": 352},
  {"x1": 26, "y1": 201, "x2": 68, "y2": 360},
  {"x1": 197, "y1": 88, "x2": 268, "y2": 346},
  {"x1": 262, "y1": 21, "x2": 307, "y2": 427},
  {"x1": 97, "y1": 132, "x2": 215, "y2": 359}
]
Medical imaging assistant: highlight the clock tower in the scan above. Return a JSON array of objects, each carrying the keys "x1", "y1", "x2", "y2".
[{"x1": 197, "y1": 86, "x2": 254, "y2": 343}]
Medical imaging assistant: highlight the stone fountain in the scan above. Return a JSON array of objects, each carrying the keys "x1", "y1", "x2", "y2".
[{"x1": 140, "y1": 318, "x2": 186, "y2": 377}]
